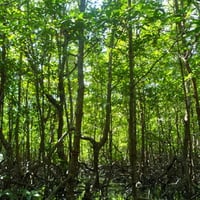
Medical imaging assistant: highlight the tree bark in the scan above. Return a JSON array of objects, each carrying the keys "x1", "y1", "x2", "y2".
[
  {"x1": 66, "y1": 0, "x2": 85, "y2": 198},
  {"x1": 139, "y1": 91, "x2": 146, "y2": 171},
  {"x1": 174, "y1": 0, "x2": 192, "y2": 197},
  {"x1": 128, "y1": 0, "x2": 137, "y2": 199},
  {"x1": 81, "y1": 26, "x2": 114, "y2": 189},
  {"x1": 56, "y1": 28, "x2": 69, "y2": 161},
  {"x1": 14, "y1": 53, "x2": 22, "y2": 167},
  {"x1": 0, "y1": 31, "x2": 13, "y2": 163}
]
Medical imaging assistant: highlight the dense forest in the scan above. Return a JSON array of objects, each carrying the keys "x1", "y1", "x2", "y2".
[{"x1": 0, "y1": 0, "x2": 200, "y2": 199}]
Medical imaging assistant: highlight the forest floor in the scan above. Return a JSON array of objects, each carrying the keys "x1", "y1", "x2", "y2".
[{"x1": 0, "y1": 155, "x2": 200, "y2": 199}]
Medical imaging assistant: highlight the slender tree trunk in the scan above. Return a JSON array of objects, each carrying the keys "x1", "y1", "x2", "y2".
[
  {"x1": 45, "y1": 29, "x2": 70, "y2": 162},
  {"x1": 56, "y1": 31, "x2": 69, "y2": 161},
  {"x1": 174, "y1": 107, "x2": 181, "y2": 154},
  {"x1": 128, "y1": 0, "x2": 137, "y2": 199},
  {"x1": 0, "y1": 32, "x2": 13, "y2": 163},
  {"x1": 174, "y1": 0, "x2": 192, "y2": 197},
  {"x1": 139, "y1": 91, "x2": 146, "y2": 171},
  {"x1": 185, "y1": 2, "x2": 200, "y2": 132},
  {"x1": 185, "y1": 58, "x2": 200, "y2": 132},
  {"x1": 66, "y1": 1, "x2": 85, "y2": 198},
  {"x1": 109, "y1": 116, "x2": 113, "y2": 164},
  {"x1": 66, "y1": 65, "x2": 74, "y2": 161},
  {"x1": 14, "y1": 54, "x2": 22, "y2": 166},
  {"x1": 25, "y1": 82, "x2": 31, "y2": 161},
  {"x1": 25, "y1": 0, "x2": 46, "y2": 162},
  {"x1": 36, "y1": 79, "x2": 46, "y2": 161},
  {"x1": 82, "y1": 25, "x2": 114, "y2": 190}
]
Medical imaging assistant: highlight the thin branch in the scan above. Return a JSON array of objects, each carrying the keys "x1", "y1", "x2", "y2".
[
  {"x1": 81, "y1": 136, "x2": 96, "y2": 146},
  {"x1": 48, "y1": 132, "x2": 68, "y2": 157},
  {"x1": 45, "y1": 94, "x2": 60, "y2": 110}
]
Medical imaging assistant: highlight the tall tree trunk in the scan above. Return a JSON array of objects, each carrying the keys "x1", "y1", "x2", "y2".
[
  {"x1": 81, "y1": 26, "x2": 114, "y2": 190},
  {"x1": 25, "y1": 82, "x2": 31, "y2": 161},
  {"x1": 66, "y1": 63, "x2": 74, "y2": 161},
  {"x1": 66, "y1": 1, "x2": 85, "y2": 198},
  {"x1": 35, "y1": 74, "x2": 46, "y2": 162},
  {"x1": 93, "y1": 30, "x2": 113, "y2": 188},
  {"x1": 128, "y1": 0, "x2": 137, "y2": 199},
  {"x1": 46, "y1": 30, "x2": 68, "y2": 161},
  {"x1": 14, "y1": 53, "x2": 22, "y2": 168},
  {"x1": 0, "y1": 32, "x2": 13, "y2": 163},
  {"x1": 174, "y1": 0, "x2": 192, "y2": 197},
  {"x1": 25, "y1": 0, "x2": 46, "y2": 162},
  {"x1": 139, "y1": 91, "x2": 146, "y2": 172},
  {"x1": 56, "y1": 29, "x2": 69, "y2": 161}
]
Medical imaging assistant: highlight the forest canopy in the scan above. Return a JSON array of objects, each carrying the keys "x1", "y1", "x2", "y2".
[{"x1": 0, "y1": 0, "x2": 200, "y2": 199}]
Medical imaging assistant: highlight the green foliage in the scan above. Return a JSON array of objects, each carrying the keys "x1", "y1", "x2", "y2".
[
  {"x1": 0, "y1": 189, "x2": 42, "y2": 200},
  {"x1": 0, "y1": 0, "x2": 200, "y2": 198}
]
